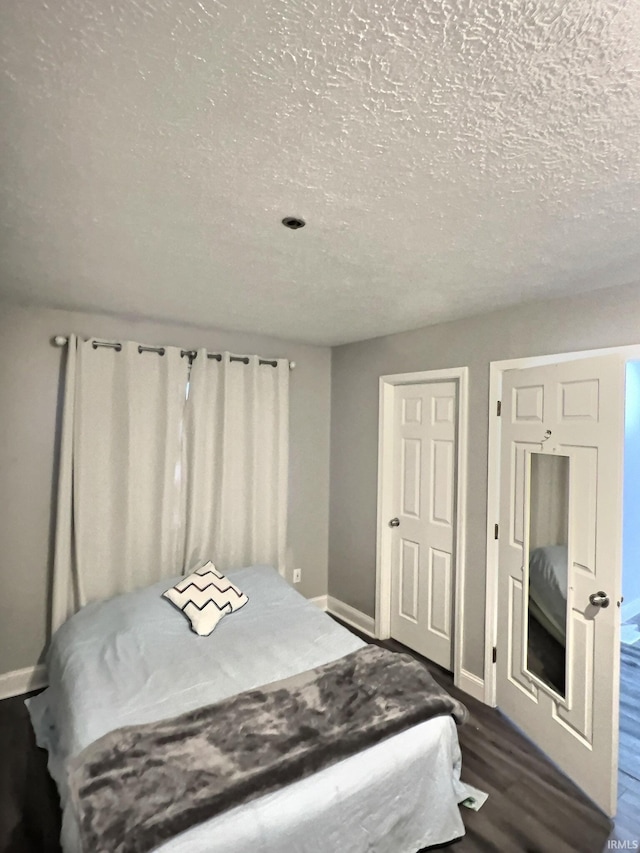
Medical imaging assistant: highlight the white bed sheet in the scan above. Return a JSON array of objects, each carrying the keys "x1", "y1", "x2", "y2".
[
  {"x1": 28, "y1": 565, "x2": 469, "y2": 853},
  {"x1": 528, "y1": 545, "x2": 568, "y2": 644}
]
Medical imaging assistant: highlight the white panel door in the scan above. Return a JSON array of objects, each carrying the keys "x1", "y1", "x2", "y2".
[
  {"x1": 496, "y1": 355, "x2": 625, "y2": 815},
  {"x1": 390, "y1": 381, "x2": 457, "y2": 670}
]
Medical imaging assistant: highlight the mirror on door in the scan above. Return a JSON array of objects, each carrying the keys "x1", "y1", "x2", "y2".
[{"x1": 525, "y1": 451, "x2": 569, "y2": 697}]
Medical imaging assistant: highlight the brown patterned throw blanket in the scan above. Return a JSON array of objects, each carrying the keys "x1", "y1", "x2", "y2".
[{"x1": 69, "y1": 645, "x2": 468, "y2": 853}]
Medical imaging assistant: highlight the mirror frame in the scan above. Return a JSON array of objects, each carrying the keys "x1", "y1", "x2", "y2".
[{"x1": 522, "y1": 448, "x2": 572, "y2": 705}]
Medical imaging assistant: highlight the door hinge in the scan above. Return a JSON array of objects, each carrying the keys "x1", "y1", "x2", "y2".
[
  {"x1": 496, "y1": 400, "x2": 502, "y2": 416},
  {"x1": 492, "y1": 646, "x2": 497, "y2": 664},
  {"x1": 494, "y1": 523, "x2": 499, "y2": 540}
]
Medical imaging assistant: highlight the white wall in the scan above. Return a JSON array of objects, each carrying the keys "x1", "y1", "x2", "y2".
[
  {"x1": 329, "y1": 280, "x2": 640, "y2": 680},
  {"x1": 0, "y1": 301, "x2": 332, "y2": 675}
]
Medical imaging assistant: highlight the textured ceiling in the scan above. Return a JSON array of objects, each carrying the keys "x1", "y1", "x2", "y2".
[{"x1": 1, "y1": 0, "x2": 639, "y2": 346}]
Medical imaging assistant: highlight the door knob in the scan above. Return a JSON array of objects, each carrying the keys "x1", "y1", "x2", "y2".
[
  {"x1": 589, "y1": 591, "x2": 610, "y2": 608},
  {"x1": 389, "y1": 517, "x2": 400, "y2": 528}
]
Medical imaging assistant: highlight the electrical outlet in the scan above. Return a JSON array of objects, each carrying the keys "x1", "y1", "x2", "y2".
[{"x1": 293, "y1": 568, "x2": 302, "y2": 584}]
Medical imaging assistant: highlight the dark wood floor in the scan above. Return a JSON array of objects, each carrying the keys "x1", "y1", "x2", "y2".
[
  {"x1": 617, "y1": 642, "x2": 640, "y2": 841},
  {"x1": 419, "y1": 640, "x2": 640, "y2": 852},
  {"x1": 0, "y1": 690, "x2": 61, "y2": 852},
  {"x1": 0, "y1": 641, "x2": 638, "y2": 852}
]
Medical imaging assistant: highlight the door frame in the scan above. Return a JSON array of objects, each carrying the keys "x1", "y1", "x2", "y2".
[
  {"x1": 375, "y1": 366, "x2": 473, "y2": 697},
  {"x1": 484, "y1": 343, "x2": 640, "y2": 707}
]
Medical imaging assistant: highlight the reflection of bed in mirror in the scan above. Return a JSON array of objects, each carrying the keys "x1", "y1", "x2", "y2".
[
  {"x1": 527, "y1": 544, "x2": 567, "y2": 696},
  {"x1": 528, "y1": 545, "x2": 568, "y2": 647},
  {"x1": 526, "y1": 452, "x2": 569, "y2": 696}
]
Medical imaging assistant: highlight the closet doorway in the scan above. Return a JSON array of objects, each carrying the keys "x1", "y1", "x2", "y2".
[
  {"x1": 375, "y1": 367, "x2": 469, "y2": 693},
  {"x1": 619, "y1": 360, "x2": 640, "y2": 822}
]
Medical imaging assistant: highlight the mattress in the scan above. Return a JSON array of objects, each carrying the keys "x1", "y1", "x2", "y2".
[
  {"x1": 28, "y1": 565, "x2": 470, "y2": 853},
  {"x1": 528, "y1": 545, "x2": 568, "y2": 645}
]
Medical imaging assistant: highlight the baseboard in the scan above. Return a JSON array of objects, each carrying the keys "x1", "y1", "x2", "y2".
[
  {"x1": 456, "y1": 667, "x2": 486, "y2": 703},
  {"x1": 308, "y1": 594, "x2": 328, "y2": 610},
  {"x1": 327, "y1": 596, "x2": 376, "y2": 638},
  {"x1": 0, "y1": 664, "x2": 48, "y2": 701}
]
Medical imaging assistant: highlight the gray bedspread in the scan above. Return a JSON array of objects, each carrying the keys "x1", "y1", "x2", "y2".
[{"x1": 69, "y1": 644, "x2": 468, "y2": 853}]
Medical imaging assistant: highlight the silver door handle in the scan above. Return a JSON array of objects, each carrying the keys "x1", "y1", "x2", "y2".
[
  {"x1": 389, "y1": 517, "x2": 400, "y2": 528},
  {"x1": 589, "y1": 591, "x2": 610, "y2": 608}
]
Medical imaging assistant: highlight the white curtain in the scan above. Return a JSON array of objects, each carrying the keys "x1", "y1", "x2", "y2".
[
  {"x1": 183, "y1": 351, "x2": 289, "y2": 575},
  {"x1": 52, "y1": 337, "x2": 190, "y2": 632}
]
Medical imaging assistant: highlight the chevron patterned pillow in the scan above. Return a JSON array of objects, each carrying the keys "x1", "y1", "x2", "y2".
[{"x1": 163, "y1": 562, "x2": 249, "y2": 636}]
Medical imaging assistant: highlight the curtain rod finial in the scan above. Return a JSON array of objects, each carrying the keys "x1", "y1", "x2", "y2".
[{"x1": 53, "y1": 335, "x2": 68, "y2": 347}]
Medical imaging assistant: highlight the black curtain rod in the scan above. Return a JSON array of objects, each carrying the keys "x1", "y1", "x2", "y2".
[
  {"x1": 94, "y1": 341, "x2": 275, "y2": 366},
  {"x1": 52, "y1": 336, "x2": 295, "y2": 369}
]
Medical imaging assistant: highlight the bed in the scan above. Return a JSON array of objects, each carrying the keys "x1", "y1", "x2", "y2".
[
  {"x1": 528, "y1": 545, "x2": 568, "y2": 646},
  {"x1": 28, "y1": 565, "x2": 471, "y2": 853}
]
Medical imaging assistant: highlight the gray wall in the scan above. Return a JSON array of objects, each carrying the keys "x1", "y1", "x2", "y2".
[
  {"x1": 329, "y1": 280, "x2": 640, "y2": 679},
  {"x1": 0, "y1": 301, "x2": 331, "y2": 675}
]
